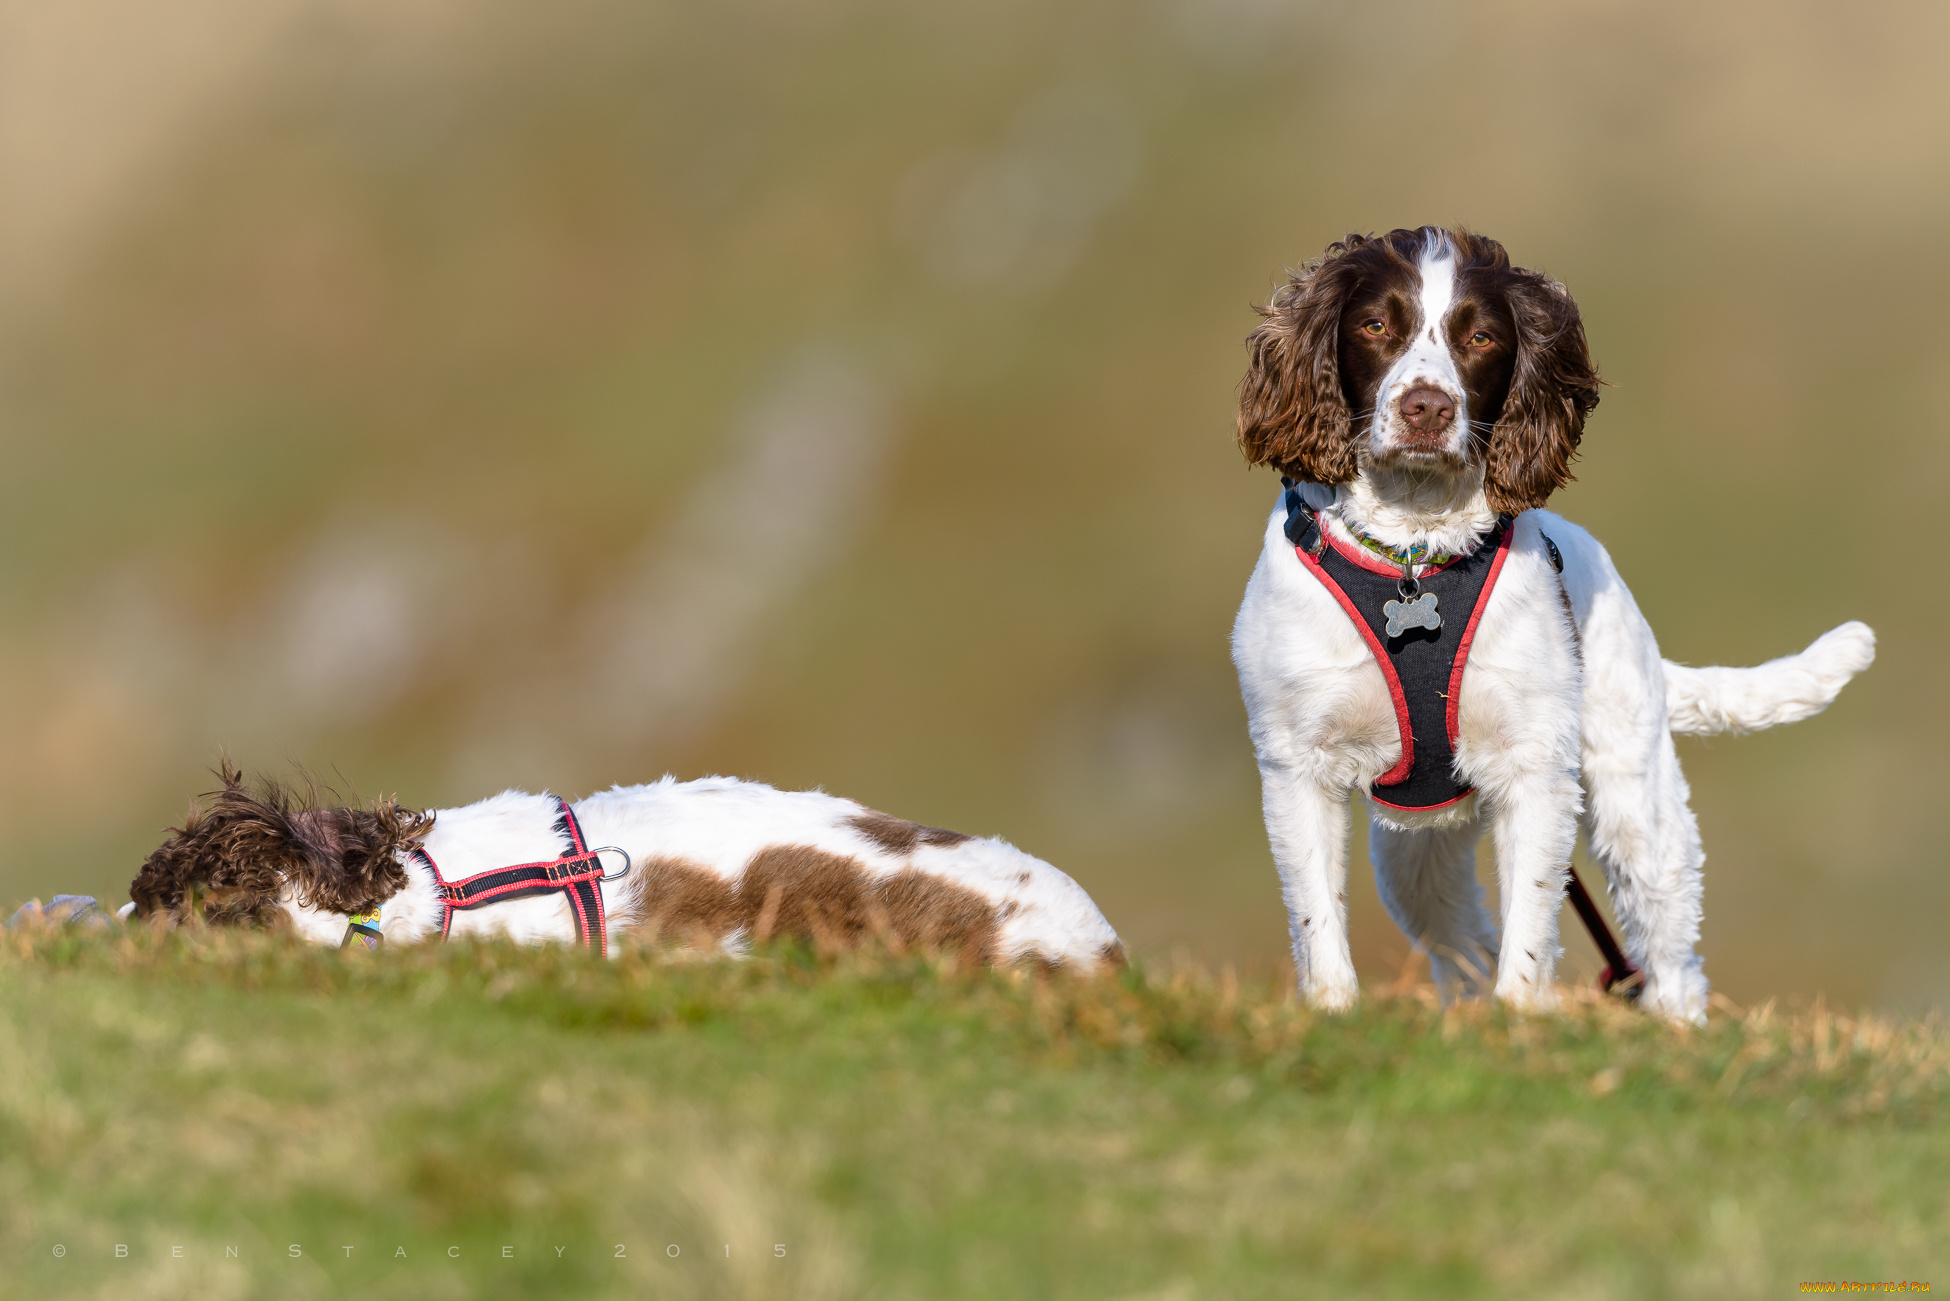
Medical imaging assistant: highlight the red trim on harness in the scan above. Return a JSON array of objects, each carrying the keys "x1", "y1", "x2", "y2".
[
  {"x1": 1293, "y1": 542, "x2": 1415, "y2": 786},
  {"x1": 1370, "y1": 788, "x2": 1474, "y2": 814},
  {"x1": 415, "y1": 797, "x2": 609, "y2": 954},
  {"x1": 435, "y1": 864, "x2": 604, "y2": 905},
  {"x1": 1321, "y1": 526, "x2": 1471, "y2": 578},
  {"x1": 1443, "y1": 525, "x2": 1515, "y2": 746},
  {"x1": 551, "y1": 801, "x2": 606, "y2": 950}
]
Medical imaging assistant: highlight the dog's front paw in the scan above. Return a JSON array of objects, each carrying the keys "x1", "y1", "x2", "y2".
[
  {"x1": 1492, "y1": 979, "x2": 1561, "y2": 1014},
  {"x1": 1639, "y1": 963, "x2": 1709, "y2": 1026},
  {"x1": 1305, "y1": 981, "x2": 1360, "y2": 1013}
]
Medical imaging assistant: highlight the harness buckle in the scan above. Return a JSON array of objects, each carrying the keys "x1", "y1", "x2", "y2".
[{"x1": 591, "y1": 846, "x2": 633, "y2": 882}]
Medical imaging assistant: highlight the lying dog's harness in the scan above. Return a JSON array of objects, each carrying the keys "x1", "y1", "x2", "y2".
[
  {"x1": 1283, "y1": 486, "x2": 1513, "y2": 812},
  {"x1": 341, "y1": 798, "x2": 631, "y2": 955}
]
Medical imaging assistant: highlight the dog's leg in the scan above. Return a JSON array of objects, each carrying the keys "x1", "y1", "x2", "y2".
[
  {"x1": 1444, "y1": 520, "x2": 1585, "y2": 1011},
  {"x1": 1483, "y1": 772, "x2": 1582, "y2": 1011},
  {"x1": 1547, "y1": 516, "x2": 1710, "y2": 1024},
  {"x1": 1259, "y1": 766, "x2": 1359, "y2": 1010},
  {"x1": 1369, "y1": 811, "x2": 1497, "y2": 1000},
  {"x1": 1580, "y1": 726, "x2": 1708, "y2": 1024}
]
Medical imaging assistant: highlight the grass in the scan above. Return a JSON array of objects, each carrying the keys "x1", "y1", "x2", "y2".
[{"x1": 1, "y1": 925, "x2": 1945, "y2": 1300}]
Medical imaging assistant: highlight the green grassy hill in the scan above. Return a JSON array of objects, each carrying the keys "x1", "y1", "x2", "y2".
[
  {"x1": 0, "y1": 0, "x2": 1938, "y2": 1010},
  {"x1": 4, "y1": 926, "x2": 1943, "y2": 1300}
]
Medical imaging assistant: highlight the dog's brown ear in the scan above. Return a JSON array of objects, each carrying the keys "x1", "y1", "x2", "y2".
[
  {"x1": 284, "y1": 801, "x2": 429, "y2": 917},
  {"x1": 128, "y1": 801, "x2": 205, "y2": 921},
  {"x1": 1483, "y1": 272, "x2": 1601, "y2": 513},
  {"x1": 129, "y1": 786, "x2": 293, "y2": 927},
  {"x1": 128, "y1": 766, "x2": 429, "y2": 927},
  {"x1": 1237, "y1": 237, "x2": 1369, "y2": 486}
]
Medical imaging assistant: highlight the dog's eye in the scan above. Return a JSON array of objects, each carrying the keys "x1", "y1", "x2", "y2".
[
  {"x1": 1362, "y1": 320, "x2": 1388, "y2": 337},
  {"x1": 1468, "y1": 331, "x2": 1494, "y2": 348}
]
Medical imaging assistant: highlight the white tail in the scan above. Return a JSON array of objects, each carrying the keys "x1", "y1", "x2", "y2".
[{"x1": 1663, "y1": 621, "x2": 1875, "y2": 736}]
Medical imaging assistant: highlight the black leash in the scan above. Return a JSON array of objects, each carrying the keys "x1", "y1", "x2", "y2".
[{"x1": 1565, "y1": 865, "x2": 1642, "y2": 999}]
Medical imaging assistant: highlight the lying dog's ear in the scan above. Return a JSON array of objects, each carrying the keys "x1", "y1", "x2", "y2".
[
  {"x1": 130, "y1": 765, "x2": 293, "y2": 926},
  {"x1": 1237, "y1": 236, "x2": 1370, "y2": 486},
  {"x1": 1483, "y1": 272, "x2": 1601, "y2": 513},
  {"x1": 285, "y1": 799, "x2": 429, "y2": 917},
  {"x1": 129, "y1": 765, "x2": 428, "y2": 926}
]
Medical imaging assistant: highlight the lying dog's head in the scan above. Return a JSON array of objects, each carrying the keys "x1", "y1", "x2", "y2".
[
  {"x1": 1237, "y1": 227, "x2": 1601, "y2": 513},
  {"x1": 129, "y1": 761, "x2": 430, "y2": 926}
]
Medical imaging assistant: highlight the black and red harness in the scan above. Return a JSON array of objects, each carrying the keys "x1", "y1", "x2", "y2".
[
  {"x1": 1284, "y1": 485, "x2": 1640, "y2": 996},
  {"x1": 1284, "y1": 486, "x2": 1512, "y2": 814},
  {"x1": 342, "y1": 797, "x2": 630, "y2": 956}
]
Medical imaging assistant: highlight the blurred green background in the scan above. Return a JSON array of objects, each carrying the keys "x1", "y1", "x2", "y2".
[{"x1": 0, "y1": 0, "x2": 1936, "y2": 1010}]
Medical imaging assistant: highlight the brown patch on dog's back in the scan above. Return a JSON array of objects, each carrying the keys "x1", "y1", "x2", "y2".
[
  {"x1": 626, "y1": 856, "x2": 743, "y2": 946},
  {"x1": 874, "y1": 867, "x2": 998, "y2": 965},
  {"x1": 742, "y1": 844, "x2": 878, "y2": 945},
  {"x1": 846, "y1": 810, "x2": 973, "y2": 855},
  {"x1": 626, "y1": 842, "x2": 1000, "y2": 963}
]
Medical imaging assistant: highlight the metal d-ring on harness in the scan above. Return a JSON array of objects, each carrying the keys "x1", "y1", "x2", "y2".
[
  {"x1": 1384, "y1": 553, "x2": 1444, "y2": 639},
  {"x1": 340, "y1": 797, "x2": 633, "y2": 956}
]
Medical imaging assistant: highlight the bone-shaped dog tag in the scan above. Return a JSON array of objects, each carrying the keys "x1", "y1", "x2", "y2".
[{"x1": 1383, "y1": 591, "x2": 1442, "y2": 638}]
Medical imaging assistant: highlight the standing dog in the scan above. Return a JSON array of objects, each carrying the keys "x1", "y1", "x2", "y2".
[
  {"x1": 130, "y1": 764, "x2": 1123, "y2": 970},
  {"x1": 1231, "y1": 227, "x2": 1872, "y2": 1022}
]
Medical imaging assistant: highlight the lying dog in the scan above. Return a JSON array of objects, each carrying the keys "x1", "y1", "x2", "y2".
[
  {"x1": 1231, "y1": 226, "x2": 1873, "y2": 1022},
  {"x1": 129, "y1": 763, "x2": 1123, "y2": 969}
]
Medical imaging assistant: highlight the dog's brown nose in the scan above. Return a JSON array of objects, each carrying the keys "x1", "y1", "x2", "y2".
[{"x1": 1399, "y1": 386, "x2": 1456, "y2": 435}]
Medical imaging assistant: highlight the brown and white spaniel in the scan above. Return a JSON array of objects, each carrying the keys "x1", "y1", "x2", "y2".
[
  {"x1": 127, "y1": 763, "x2": 1123, "y2": 969},
  {"x1": 1231, "y1": 227, "x2": 1873, "y2": 1022}
]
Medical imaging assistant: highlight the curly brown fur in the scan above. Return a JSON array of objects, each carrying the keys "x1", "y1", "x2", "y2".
[
  {"x1": 1481, "y1": 267, "x2": 1601, "y2": 512},
  {"x1": 1236, "y1": 233, "x2": 1383, "y2": 485},
  {"x1": 129, "y1": 761, "x2": 432, "y2": 926},
  {"x1": 1239, "y1": 227, "x2": 1601, "y2": 512}
]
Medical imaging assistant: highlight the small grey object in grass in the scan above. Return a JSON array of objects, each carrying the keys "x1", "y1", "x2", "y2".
[{"x1": 6, "y1": 895, "x2": 115, "y2": 930}]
